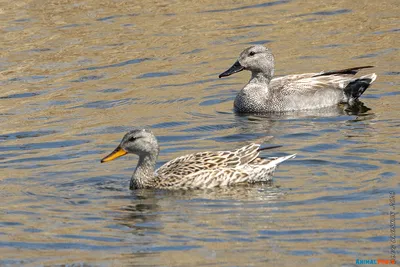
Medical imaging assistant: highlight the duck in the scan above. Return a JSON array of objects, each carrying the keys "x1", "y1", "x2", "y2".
[
  {"x1": 219, "y1": 45, "x2": 377, "y2": 113},
  {"x1": 101, "y1": 129, "x2": 295, "y2": 190}
]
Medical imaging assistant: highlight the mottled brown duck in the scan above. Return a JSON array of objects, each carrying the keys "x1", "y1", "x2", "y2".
[{"x1": 101, "y1": 129, "x2": 295, "y2": 190}]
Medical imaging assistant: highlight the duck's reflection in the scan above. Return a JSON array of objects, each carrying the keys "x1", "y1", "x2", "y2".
[
  {"x1": 116, "y1": 189, "x2": 161, "y2": 232},
  {"x1": 231, "y1": 101, "x2": 372, "y2": 135},
  {"x1": 113, "y1": 184, "x2": 287, "y2": 265},
  {"x1": 343, "y1": 101, "x2": 371, "y2": 115},
  {"x1": 182, "y1": 182, "x2": 286, "y2": 201},
  {"x1": 235, "y1": 101, "x2": 371, "y2": 121}
]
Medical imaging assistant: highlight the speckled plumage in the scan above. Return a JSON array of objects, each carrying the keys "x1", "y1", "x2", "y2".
[
  {"x1": 219, "y1": 45, "x2": 377, "y2": 113},
  {"x1": 101, "y1": 129, "x2": 295, "y2": 190}
]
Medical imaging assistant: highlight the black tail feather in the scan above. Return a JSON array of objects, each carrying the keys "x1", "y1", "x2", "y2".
[
  {"x1": 258, "y1": 145, "x2": 282, "y2": 152},
  {"x1": 344, "y1": 78, "x2": 373, "y2": 101},
  {"x1": 313, "y1": 66, "x2": 374, "y2": 77}
]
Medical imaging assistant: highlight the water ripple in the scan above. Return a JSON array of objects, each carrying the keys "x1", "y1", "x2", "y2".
[
  {"x1": 80, "y1": 58, "x2": 151, "y2": 71},
  {"x1": 201, "y1": 0, "x2": 290, "y2": 13}
]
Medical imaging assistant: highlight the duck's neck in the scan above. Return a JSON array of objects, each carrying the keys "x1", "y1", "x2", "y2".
[
  {"x1": 234, "y1": 71, "x2": 273, "y2": 113},
  {"x1": 130, "y1": 151, "x2": 158, "y2": 189},
  {"x1": 249, "y1": 71, "x2": 272, "y2": 85}
]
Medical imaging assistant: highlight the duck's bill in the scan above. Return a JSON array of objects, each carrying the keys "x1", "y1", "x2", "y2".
[
  {"x1": 101, "y1": 146, "x2": 127, "y2": 163},
  {"x1": 219, "y1": 61, "x2": 244, "y2": 78}
]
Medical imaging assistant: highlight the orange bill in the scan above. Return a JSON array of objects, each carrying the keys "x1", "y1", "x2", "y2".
[{"x1": 101, "y1": 146, "x2": 127, "y2": 163}]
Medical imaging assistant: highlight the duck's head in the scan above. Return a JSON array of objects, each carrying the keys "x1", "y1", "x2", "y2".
[
  {"x1": 219, "y1": 45, "x2": 275, "y2": 79},
  {"x1": 101, "y1": 129, "x2": 159, "y2": 163}
]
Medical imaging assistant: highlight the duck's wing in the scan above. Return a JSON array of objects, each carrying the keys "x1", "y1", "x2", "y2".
[
  {"x1": 154, "y1": 153, "x2": 296, "y2": 189},
  {"x1": 271, "y1": 73, "x2": 317, "y2": 88},
  {"x1": 284, "y1": 75, "x2": 350, "y2": 95},
  {"x1": 155, "y1": 143, "x2": 262, "y2": 177},
  {"x1": 284, "y1": 72, "x2": 376, "y2": 98},
  {"x1": 271, "y1": 66, "x2": 374, "y2": 91}
]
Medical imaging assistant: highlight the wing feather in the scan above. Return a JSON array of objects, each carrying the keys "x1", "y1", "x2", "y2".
[
  {"x1": 278, "y1": 75, "x2": 353, "y2": 96},
  {"x1": 155, "y1": 143, "x2": 262, "y2": 177}
]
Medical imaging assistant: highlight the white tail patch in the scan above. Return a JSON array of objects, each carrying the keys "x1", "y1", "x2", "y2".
[
  {"x1": 361, "y1": 73, "x2": 377, "y2": 83},
  {"x1": 264, "y1": 154, "x2": 296, "y2": 169}
]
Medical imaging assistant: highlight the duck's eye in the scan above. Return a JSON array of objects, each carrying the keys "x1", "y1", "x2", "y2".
[
  {"x1": 129, "y1": 137, "x2": 137, "y2": 142},
  {"x1": 249, "y1": 51, "x2": 256, "y2": 56}
]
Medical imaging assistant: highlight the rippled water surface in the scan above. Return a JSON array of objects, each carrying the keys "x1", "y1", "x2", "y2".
[{"x1": 1, "y1": 0, "x2": 399, "y2": 266}]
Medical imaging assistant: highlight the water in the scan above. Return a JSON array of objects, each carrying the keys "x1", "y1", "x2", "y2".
[{"x1": 1, "y1": 0, "x2": 399, "y2": 266}]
